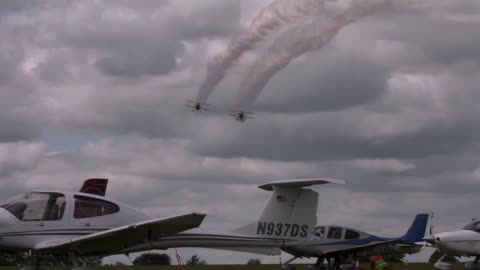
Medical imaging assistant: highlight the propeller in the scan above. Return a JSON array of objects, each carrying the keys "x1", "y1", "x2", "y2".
[{"x1": 422, "y1": 213, "x2": 438, "y2": 251}]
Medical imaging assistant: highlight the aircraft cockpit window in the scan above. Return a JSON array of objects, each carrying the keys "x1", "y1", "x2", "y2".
[
  {"x1": 0, "y1": 192, "x2": 65, "y2": 221},
  {"x1": 315, "y1": 227, "x2": 325, "y2": 238},
  {"x1": 345, "y1": 229, "x2": 360, "y2": 240},
  {"x1": 327, "y1": 227, "x2": 343, "y2": 239},
  {"x1": 74, "y1": 195, "x2": 119, "y2": 219},
  {"x1": 463, "y1": 221, "x2": 480, "y2": 233}
]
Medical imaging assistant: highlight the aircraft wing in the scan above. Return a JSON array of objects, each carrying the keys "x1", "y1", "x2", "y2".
[{"x1": 34, "y1": 213, "x2": 206, "y2": 255}]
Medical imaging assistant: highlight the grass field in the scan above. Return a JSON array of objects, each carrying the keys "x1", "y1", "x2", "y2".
[{"x1": 0, "y1": 263, "x2": 453, "y2": 270}]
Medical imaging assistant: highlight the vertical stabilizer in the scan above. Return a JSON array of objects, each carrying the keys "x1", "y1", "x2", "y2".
[
  {"x1": 234, "y1": 178, "x2": 345, "y2": 241},
  {"x1": 401, "y1": 213, "x2": 429, "y2": 243}
]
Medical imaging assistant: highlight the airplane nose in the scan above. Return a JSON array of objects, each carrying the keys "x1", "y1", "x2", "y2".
[
  {"x1": 0, "y1": 208, "x2": 16, "y2": 225},
  {"x1": 423, "y1": 235, "x2": 435, "y2": 243}
]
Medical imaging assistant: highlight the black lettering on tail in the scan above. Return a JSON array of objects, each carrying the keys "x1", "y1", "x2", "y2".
[{"x1": 257, "y1": 222, "x2": 267, "y2": 235}]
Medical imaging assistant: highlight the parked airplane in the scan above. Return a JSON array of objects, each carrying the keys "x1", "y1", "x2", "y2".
[
  {"x1": 136, "y1": 178, "x2": 427, "y2": 268},
  {"x1": 283, "y1": 213, "x2": 429, "y2": 267},
  {"x1": 424, "y1": 219, "x2": 480, "y2": 270},
  {"x1": 0, "y1": 178, "x2": 206, "y2": 270},
  {"x1": 146, "y1": 178, "x2": 346, "y2": 255}
]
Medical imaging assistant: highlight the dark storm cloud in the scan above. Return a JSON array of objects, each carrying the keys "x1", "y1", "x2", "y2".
[
  {"x1": 52, "y1": 0, "x2": 240, "y2": 79},
  {"x1": 174, "y1": 1, "x2": 241, "y2": 39},
  {"x1": 0, "y1": 51, "x2": 16, "y2": 84},
  {"x1": 381, "y1": 14, "x2": 480, "y2": 66},
  {"x1": 0, "y1": 0, "x2": 35, "y2": 15},
  {"x1": 0, "y1": 47, "x2": 45, "y2": 142},
  {"x1": 188, "y1": 64, "x2": 480, "y2": 162},
  {"x1": 184, "y1": 4, "x2": 480, "y2": 164},
  {"x1": 253, "y1": 50, "x2": 389, "y2": 113},
  {"x1": 94, "y1": 42, "x2": 179, "y2": 78},
  {"x1": 0, "y1": 142, "x2": 45, "y2": 178},
  {"x1": 0, "y1": 114, "x2": 44, "y2": 143}
]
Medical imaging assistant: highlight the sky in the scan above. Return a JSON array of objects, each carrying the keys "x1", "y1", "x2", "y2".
[{"x1": 0, "y1": 0, "x2": 480, "y2": 265}]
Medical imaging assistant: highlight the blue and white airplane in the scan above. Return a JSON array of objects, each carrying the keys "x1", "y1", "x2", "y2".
[{"x1": 281, "y1": 213, "x2": 429, "y2": 266}]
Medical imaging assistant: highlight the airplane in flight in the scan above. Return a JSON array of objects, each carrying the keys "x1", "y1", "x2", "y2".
[
  {"x1": 228, "y1": 110, "x2": 255, "y2": 122},
  {"x1": 0, "y1": 178, "x2": 206, "y2": 270},
  {"x1": 424, "y1": 218, "x2": 480, "y2": 270},
  {"x1": 136, "y1": 179, "x2": 427, "y2": 269},
  {"x1": 185, "y1": 100, "x2": 210, "y2": 112}
]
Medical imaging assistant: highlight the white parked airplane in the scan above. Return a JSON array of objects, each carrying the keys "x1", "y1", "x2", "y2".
[
  {"x1": 0, "y1": 179, "x2": 206, "y2": 270},
  {"x1": 149, "y1": 178, "x2": 346, "y2": 255},
  {"x1": 424, "y1": 219, "x2": 480, "y2": 270},
  {"x1": 142, "y1": 178, "x2": 427, "y2": 268}
]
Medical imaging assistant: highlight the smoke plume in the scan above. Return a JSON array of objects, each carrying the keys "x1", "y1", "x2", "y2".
[
  {"x1": 235, "y1": 0, "x2": 406, "y2": 107},
  {"x1": 196, "y1": 0, "x2": 327, "y2": 103}
]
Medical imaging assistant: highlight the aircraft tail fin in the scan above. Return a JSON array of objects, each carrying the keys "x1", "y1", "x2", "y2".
[
  {"x1": 233, "y1": 178, "x2": 345, "y2": 241},
  {"x1": 79, "y1": 178, "x2": 108, "y2": 196},
  {"x1": 400, "y1": 213, "x2": 429, "y2": 243}
]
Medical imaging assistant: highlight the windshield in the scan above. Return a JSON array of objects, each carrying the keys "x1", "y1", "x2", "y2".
[
  {"x1": 315, "y1": 226, "x2": 325, "y2": 238},
  {"x1": 0, "y1": 192, "x2": 66, "y2": 221},
  {"x1": 463, "y1": 221, "x2": 480, "y2": 232}
]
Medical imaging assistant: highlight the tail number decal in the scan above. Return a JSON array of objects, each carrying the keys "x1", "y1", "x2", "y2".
[{"x1": 257, "y1": 222, "x2": 308, "y2": 237}]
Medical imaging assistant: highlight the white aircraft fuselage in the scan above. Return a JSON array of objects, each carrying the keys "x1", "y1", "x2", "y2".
[
  {"x1": 425, "y1": 220, "x2": 480, "y2": 270},
  {"x1": 429, "y1": 230, "x2": 480, "y2": 256},
  {"x1": 0, "y1": 191, "x2": 151, "y2": 253},
  {"x1": 0, "y1": 190, "x2": 286, "y2": 256}
]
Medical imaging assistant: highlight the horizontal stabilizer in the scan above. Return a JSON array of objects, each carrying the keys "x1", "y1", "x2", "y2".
[{"x1": 258, "y1": 178, "x2": 346, "y2": 191}]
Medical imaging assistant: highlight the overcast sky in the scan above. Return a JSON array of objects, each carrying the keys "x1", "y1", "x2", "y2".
[{"x1": 1, "y1": 0, "x2": 479, "y2": 265}]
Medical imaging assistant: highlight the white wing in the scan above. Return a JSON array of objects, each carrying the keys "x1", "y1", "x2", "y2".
[{"x1": 35, "y1": 213, "x2": 206, "y2": 255}]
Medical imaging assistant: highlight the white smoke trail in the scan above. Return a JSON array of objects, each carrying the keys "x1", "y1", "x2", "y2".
[
  {"x1": 196, "y1": 0, "x2": 327, "y2": 103},
  {"x1": 235, "y1": 0, "x2": 403, "y2": 107}
]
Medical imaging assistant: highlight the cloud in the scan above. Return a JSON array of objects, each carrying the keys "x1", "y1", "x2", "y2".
[
  {"x1": 0, "y1": 142, "x2": 45, "y2": 178},
  {"x1": 352, "y1": 158, "x2": 415, "y2": 173},
  {"x1": 0, "y1": 0, "x2": 478, "y2": 264}
]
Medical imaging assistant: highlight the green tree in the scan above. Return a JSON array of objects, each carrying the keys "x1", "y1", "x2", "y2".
[
  {"x1": 39, "y1": 254, "x2": 102, "y2": 266},
  {"x1": 247, "y1": 258, "x2": 262, "y2": 265},
  {"x1": 133, "y1": 252, "x2": 171, "y2": 265},
  {"x1": 186, "y1": 254, "x2": 207, "y2": 265},
  {"x1": 0, "y1": 253, "x2": 29, "y2": 266},
  {"x1": 0, "y1": 253, "x2": 101, "y2": 267},
  {"x1": 429, "y1": 250, "x2": 458, "y2": 264}
]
